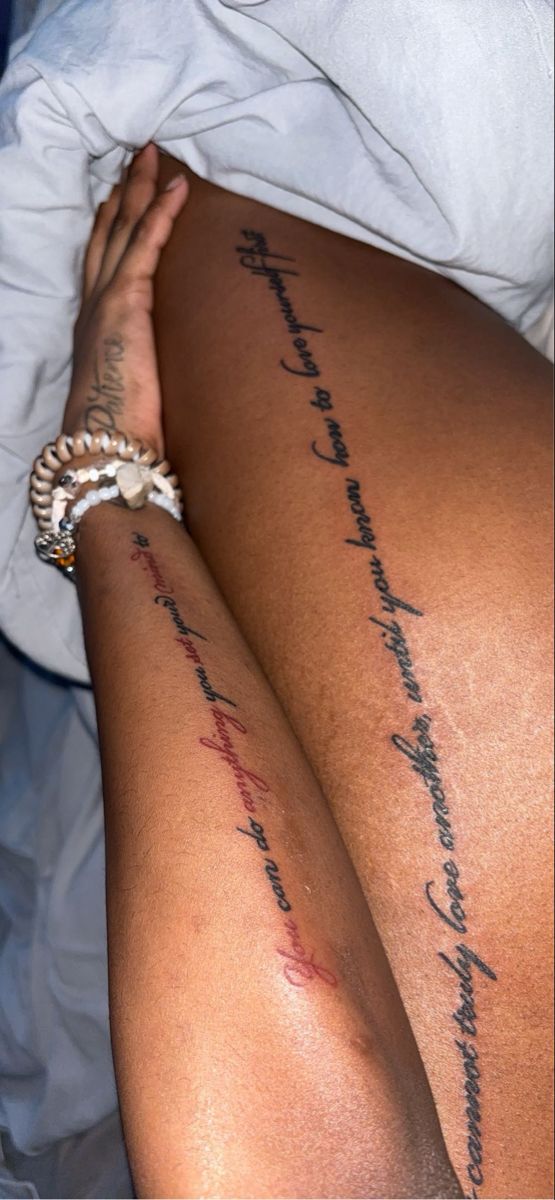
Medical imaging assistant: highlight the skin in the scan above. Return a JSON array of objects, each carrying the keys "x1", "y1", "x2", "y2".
[
  {"x1": 63, "y1": 146, "x2": 460, "y2": 1198},
  {"x1": 151, "y1": 153, "x2": 554, "y2": 1199},
  {"x1": 78, "y1": 500, "x2": 460, "y2": 1199},
  {"x1": 62, "y1": 145, "x2": 553, "y2": 1196}
]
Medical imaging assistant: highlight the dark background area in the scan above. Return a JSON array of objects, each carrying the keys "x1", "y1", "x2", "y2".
[{"x1": 0, "y1": 0, "x2": 13, "y2": 74}]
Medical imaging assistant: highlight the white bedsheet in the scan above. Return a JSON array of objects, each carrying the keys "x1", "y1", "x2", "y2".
[
  {"x1": 0, "y1": 0, "x2": 553, "y2": 682},
  {"x1": 0, "y1": 1, "x2": 553, "y2": 1193}
]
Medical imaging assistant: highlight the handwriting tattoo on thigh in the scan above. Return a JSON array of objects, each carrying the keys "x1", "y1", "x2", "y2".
[
  {"x1": 235, "y1": 228, "x2": 497, "y2": 1197},
  {"x1": 130, "y1": 532, "x2": 338, "y2": 993}
]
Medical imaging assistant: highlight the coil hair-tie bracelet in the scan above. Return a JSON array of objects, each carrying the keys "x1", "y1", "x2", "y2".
[{"x1": 30, "y1": 429, "x2": 183, "y2": 579}]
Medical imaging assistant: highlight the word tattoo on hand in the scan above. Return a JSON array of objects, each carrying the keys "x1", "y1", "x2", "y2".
[{"x1": 84, "y1": 333, "x2": 126, "y2": 434}]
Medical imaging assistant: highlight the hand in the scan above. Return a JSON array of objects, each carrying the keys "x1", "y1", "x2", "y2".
[{"x1": 62, "y1": 144, "x2": 188, "y2": 458}]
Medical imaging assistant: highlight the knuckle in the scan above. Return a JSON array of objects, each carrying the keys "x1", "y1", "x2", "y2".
[
  {"x1": 145, "y1": 198, "x2": 169, "y2": 227},
  {"x1": 108, "y1": 277, "x2": 148, "y2": 307},
  {"x1": 134, "y1": 205, "x2": 161, "y2": 239},
  {"x1": 100, "y1": 278, "x2": 133, "y2": 309},
  {"x1": 144, "y1": 199, "x2": 162, "y2": 222},
  {"x1": 133, "y1": 222, "x2": 151, "y2": 243},
  {"x1": 121, "y1": 178, "x2": 155, "y2": 212}
]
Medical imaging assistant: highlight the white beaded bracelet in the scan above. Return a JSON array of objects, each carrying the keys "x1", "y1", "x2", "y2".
[
  {"x1": 146, "y1": 491, "x2": 183, "y2": 522},
  {"x1": 69, "y1": 483, "x2": 182, "y2": 529},
  {"x1": 31, "y1": 427, "x2": 184, "y2": 580},
  {"x1": 70, "y1": 483, "x2": 121, "y2": 523},
  {"x1": 30, "y1": 427, "x2": 180, "y2": 531}
]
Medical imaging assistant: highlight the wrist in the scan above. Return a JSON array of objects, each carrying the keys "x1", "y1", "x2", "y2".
[
  {"x1": 77, "y1": 493, "x2": 171, "y2": 537},
  {"x1": 31, "y1": 427, "x2": 183, "y2": 581},
  {"x1": 75, "y1": 493, "x2": 189, "y2": 593},
  {"x1": 51, "y1": 431, "x2": 160, "y2": 489}
]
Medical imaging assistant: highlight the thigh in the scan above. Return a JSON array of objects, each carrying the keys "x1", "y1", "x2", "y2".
[{"x1": 154, "y1": 154, "x2": 553, "y2": 1199}]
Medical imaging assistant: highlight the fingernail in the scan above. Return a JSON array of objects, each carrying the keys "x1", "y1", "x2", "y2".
[{"x1": 165, "y1": 173, "x2": 187, "y2": 192}]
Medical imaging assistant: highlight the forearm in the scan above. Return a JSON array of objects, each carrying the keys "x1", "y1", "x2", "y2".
[{"x1": 77, "y1": 501, "x2": 458, "y2": 1198}]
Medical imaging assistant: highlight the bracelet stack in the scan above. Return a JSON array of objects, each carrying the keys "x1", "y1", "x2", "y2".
[{"x1": 30, "y1": 429, "x2": 183, "y2": 580}]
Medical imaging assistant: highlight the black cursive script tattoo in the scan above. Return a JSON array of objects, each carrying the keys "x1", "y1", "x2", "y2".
[
  {"x1": 84, "y1": 334, "x2": 126, "y2": 434},
  {"x1": 235, "y1": 229, "x2": 498, "y2": 1194}
]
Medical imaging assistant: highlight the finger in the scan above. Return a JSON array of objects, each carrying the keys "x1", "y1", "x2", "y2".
[
  {"x1": 111, "y1": 174, "x2": 189, "y2": 296},
  {"x1": 96, "y1": 143, "x2": 159, "y2": 288},
  {"x1": 82, "y1": 182, "x2": 122, "y2": 301}
]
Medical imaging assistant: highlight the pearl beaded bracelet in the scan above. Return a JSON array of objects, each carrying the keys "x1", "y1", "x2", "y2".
[
  {"x1": 31, "y1": 428, "x2": 183, "y2": 579},
  {"x1": 70, "y1": 483, "x2": 182, "y2": 526}
]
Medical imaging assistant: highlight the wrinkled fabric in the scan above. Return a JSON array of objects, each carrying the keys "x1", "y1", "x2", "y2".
[
  {"x1": 0, "y1": 636, "x2": 118, "y2": 1152},
  {"x1": 0, "y1": 0, "x2": 553, "y2": 681}
]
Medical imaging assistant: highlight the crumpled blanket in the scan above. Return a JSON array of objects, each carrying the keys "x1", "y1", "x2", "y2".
[
  {"x1": 0, "y1": 0, "x2": 553, "y2": 1189},
  {"x1": 0, "y1": 0, "x2": 553, "y2": 683}
]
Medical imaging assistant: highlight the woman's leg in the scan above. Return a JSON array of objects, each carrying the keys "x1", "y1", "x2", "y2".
[
  {"x1": 154, "y1": 154, "x2": 553, "y2": 1199},
  {"x1": 65, "y1": 146, "x2": 458, "y2": 1200}
]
